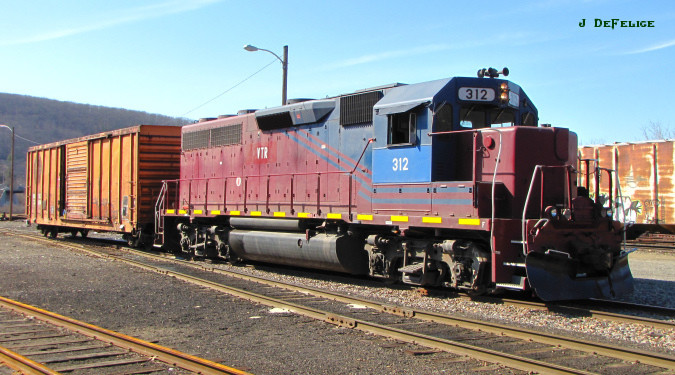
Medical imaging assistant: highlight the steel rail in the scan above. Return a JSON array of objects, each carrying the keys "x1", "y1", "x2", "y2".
[
  {"x1": 463, "y1": 296, "x2": 675, "y2": 331},
  {"x1": 71, "y1": 234, "x2": 675, "y2": 327},
  {"x1": 6, "y1": 230, "x2": 675, "y2": 373},
  {"x1": 102, "y1": 244, "x2": 675, "y2": 371},
  {"x1": 24, "y1": 241, "x2": 593, "y2": 374},
  {"x1": 0, "y1": 295, "x2": 249, "y2": 375},
  {"x1": 179, "y1": 261, "x2": 675, "y2": 371},
  {"x1": 626, "y1": 242, "x2": 675, "y2": 250},
  {"x1": 0, "y1": 345, "x2": 60, "y2": 375},
  {"x1": 588, "y1": 299, "x2": 675, "y2": 317}
]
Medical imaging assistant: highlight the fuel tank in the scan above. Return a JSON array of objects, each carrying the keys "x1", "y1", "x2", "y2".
[{"x1": 228, "y1": 230, "x2": 369, "y2": 274}]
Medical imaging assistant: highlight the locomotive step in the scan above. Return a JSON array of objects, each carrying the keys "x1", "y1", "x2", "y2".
[{"x1": 398, "y1": 263, "x2": 424, "y2": 274}]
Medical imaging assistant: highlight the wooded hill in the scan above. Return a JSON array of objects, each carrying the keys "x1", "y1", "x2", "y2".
[{"x1": 0, "y1": 92, "x2": 191, "y2": 203}]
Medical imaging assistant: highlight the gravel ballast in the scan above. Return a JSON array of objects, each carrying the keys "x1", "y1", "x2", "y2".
[
  {"x1": 0, "y1": 223, "x2": 522, "y2": 374},
  {"x1": 1, "y1": 220, "x2": 673, "y2": 373}
]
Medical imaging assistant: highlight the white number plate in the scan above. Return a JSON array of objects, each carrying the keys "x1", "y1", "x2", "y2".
[{"x1": 459, "y1": 87, "x2": 495, "y2": 101}]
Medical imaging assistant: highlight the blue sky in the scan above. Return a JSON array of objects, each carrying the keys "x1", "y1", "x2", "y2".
[{"x1": 1, "y1": 0, "x2": 673, "y2": 144}]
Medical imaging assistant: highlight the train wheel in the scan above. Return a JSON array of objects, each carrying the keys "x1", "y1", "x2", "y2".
[
  {"x1": 124, "y1": 229, "x2": 143, "y2": 248},
  {"x1": 126, "y1": 235, "x2": 141, "y2": 248},
  {"x1": 80, "y1": 229, "x2": 89, "y2": 238},
  {"x1": 49, "y1": 227, "x2": 58, "y2": 239},
  {"x1": 70, "y1": 229, "x2": 78, "y2": 238}
]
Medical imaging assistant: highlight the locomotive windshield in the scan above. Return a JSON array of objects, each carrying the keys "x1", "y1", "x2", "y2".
[{"x1": 459, "y1": 105, "x2": 517, "y2": 129}]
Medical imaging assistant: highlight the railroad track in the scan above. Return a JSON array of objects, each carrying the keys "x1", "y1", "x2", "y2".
[
  {"x1": 23, "y1": 227, "x2": 675, "y2": 329},
  {"x1": 31, "y1": 228, "x2": 675, "y2": 331},
  {"x1": 3, "y1": 230, "x2": 674, "y2": 375},
  {"x1": 0, "y1": 296, "x2": 248, "y2": 375},
  {"x1": 627, "y1": 233, "x2": 675, "y2": 251},
  {"x1": 445, "y1": 295, "x2": 675, "y2": 331}
]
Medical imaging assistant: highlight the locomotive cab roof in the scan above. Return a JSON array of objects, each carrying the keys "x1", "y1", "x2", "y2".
[{"x1": 183, "y1": 74, "x2": 539, "y2": 134}]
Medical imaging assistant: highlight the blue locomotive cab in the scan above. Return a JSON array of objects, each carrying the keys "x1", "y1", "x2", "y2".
[{"x1": 372, "y1": 69, "x2": 538, "y2": 184}]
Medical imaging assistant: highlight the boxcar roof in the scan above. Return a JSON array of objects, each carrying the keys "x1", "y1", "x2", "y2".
[{"x1": 27, "y1": 124, "x2": 179, "y2": 151}]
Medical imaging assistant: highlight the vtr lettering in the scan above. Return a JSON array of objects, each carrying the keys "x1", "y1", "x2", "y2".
[{"x1": 257, "y1": 146, "x2": 268, "y2": 159}]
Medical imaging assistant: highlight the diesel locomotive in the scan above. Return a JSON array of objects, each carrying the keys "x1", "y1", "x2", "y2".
[
  {"x1": 156, "y1": 68, "x2": 633, "y2": 301},
  {"x1": 26, "y1": 68, "x2": 634, "y2": 301}
]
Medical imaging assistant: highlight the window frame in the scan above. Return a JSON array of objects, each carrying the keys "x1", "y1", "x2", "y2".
[{"x1": 387, "y1": 111, "x2": 417, "y2": 146}]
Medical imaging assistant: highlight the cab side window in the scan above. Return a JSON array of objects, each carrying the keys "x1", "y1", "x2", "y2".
[
  {"x1": 433, "y1": 103, "x2": 453, "y2": 132},
  {"x1": 388, "y1": 112, "x2": 416, "y2": 145}
]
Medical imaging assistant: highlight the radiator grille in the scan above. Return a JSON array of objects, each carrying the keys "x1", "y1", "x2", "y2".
[
  {"x1": 183, "y1": 123, "x2": 242, "y2": 151},
  {"x1": 182, "y1": 129, "x2": 210, "y2": 150},
  {"x1": 340, "y1": 91, "x2": 383, "y2": 126},
  {"x1": 211, "y1": 123, "x2": 242, "y2": 146}
]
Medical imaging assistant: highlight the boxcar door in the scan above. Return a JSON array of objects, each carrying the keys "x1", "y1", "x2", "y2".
[{"x1": 65, "y1": 141, "x2": 89, "y2": 220}]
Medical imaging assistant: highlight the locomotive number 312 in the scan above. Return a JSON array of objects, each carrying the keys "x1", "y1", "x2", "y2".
[
  {"x1": 458, "y1": 87, "x2": 495, "y2": 101},
  {"x1": 392, "y1": 157, "x2": 409, "y2": 171}
]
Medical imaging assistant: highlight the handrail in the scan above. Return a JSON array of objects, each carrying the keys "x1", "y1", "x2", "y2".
[
  {"x1": 154, "y1": 181, "x2": 168, "y2": 241},
  {"x1": 480, "y1": 129, "x2": 503, "y2": 256},
  {"x1": 520, "y1": 164, "x2": 574, "y2": 256},
  {"x1": 165, "y1": 174, "x2": 353, "y2": 216},
  {"x1": 165, "y1": 171, "x2": 352, "y2": 216},
  {"x1": 522, "y1": 165, "x2": 543, "y2": 255},
  {"x1": 351, "y1": 138, "x2": 375, "y2": 174},
  {"x1": 163, "y1": 170, "x2": 350, "y2": 184},
  {"x1": 162, "y1": 137, "x2": 377, "y2": 218}
]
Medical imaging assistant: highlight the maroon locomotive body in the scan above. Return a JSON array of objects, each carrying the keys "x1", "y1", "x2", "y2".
[{"x1": 152, "y1": 72, "x2": 632, "y2": 301}]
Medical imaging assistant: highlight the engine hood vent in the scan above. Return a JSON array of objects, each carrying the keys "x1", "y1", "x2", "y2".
[{"x1": 255, "y1": 99, "x2": 335, "y2": 130}]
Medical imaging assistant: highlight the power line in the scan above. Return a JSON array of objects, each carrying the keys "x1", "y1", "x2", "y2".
[
  {"x1": 15, "y1": 133, "x2": 40, "y2": 145},
  {"x1": 180, "y1": 59, "x2": 277, "y2": 117},
  {"x1": 0, "y1": 127, "x2": 40, "y2": 145}
]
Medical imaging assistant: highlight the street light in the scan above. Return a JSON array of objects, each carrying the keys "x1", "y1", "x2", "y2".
[
  {"x1": 0, "y1": 125, "x2": 14, "y2": 221},
  {"x1": 244, "y1": 44, "x2": 288, "y2": 105}
]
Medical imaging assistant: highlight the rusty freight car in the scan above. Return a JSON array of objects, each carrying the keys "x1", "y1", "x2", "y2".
[
  {"x1": 579, "y1": 140, "x2": 675, "y2": 237},
  {"x1": 26, "y1": 125, "x2": 181, "y2": 246}
]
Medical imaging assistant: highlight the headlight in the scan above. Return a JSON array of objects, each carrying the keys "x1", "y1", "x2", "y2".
[
  {"x1": 500, "y1": 82, "x2": 509, "y2": 102},
  {"x1": 606, "y1": 209, "x2": 613, "y2": 218}
]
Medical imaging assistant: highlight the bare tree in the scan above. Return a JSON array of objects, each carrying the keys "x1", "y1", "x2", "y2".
[
  {"x1": 580, "y1": 137, "x2": 608, "y2": 146},
  {"x1": 642, "y1": 121, "x2": 675, "y2": 140}
]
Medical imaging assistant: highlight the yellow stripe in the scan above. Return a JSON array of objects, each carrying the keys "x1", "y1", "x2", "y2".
[
  {"x1": 211, "y1": 210, "x2": 221, "y2": 215},
  {"x1": 251, "y1": 211, "x2": 262, "y2": 216},
  {"x1": 326, "y1": 213, "x2": 342, "y2": 219},
  {"x1": 297, "y1": 212, "x2": 310, "y2": 218},
  {"x1": 273, "y1": 212, "x2": 286, "y2": 217},
  {"x1": 230, "y1": 211, "x2": 241, "y2": 216},
  {"x1": 178, "y1": 209, "x2": 187, "y2": 214},
  {"x1": 390, "y1": 215, "x2": 408, "y2": 222},
  {"x1": 193, "y1": 209, "x2": 203, "y2": 214},
  {"x1": 166, "y1": 209, "x2": 175, "y2": 214},
  {"x1": 357, "y1": 214, "x2": 373, "y2": 221},
  {"x1": 422, "y1": 217, "x2": 442, "y2": 224},
  {"x1": 459, "y1": 218, "x2": 481, "y2": 226}
]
